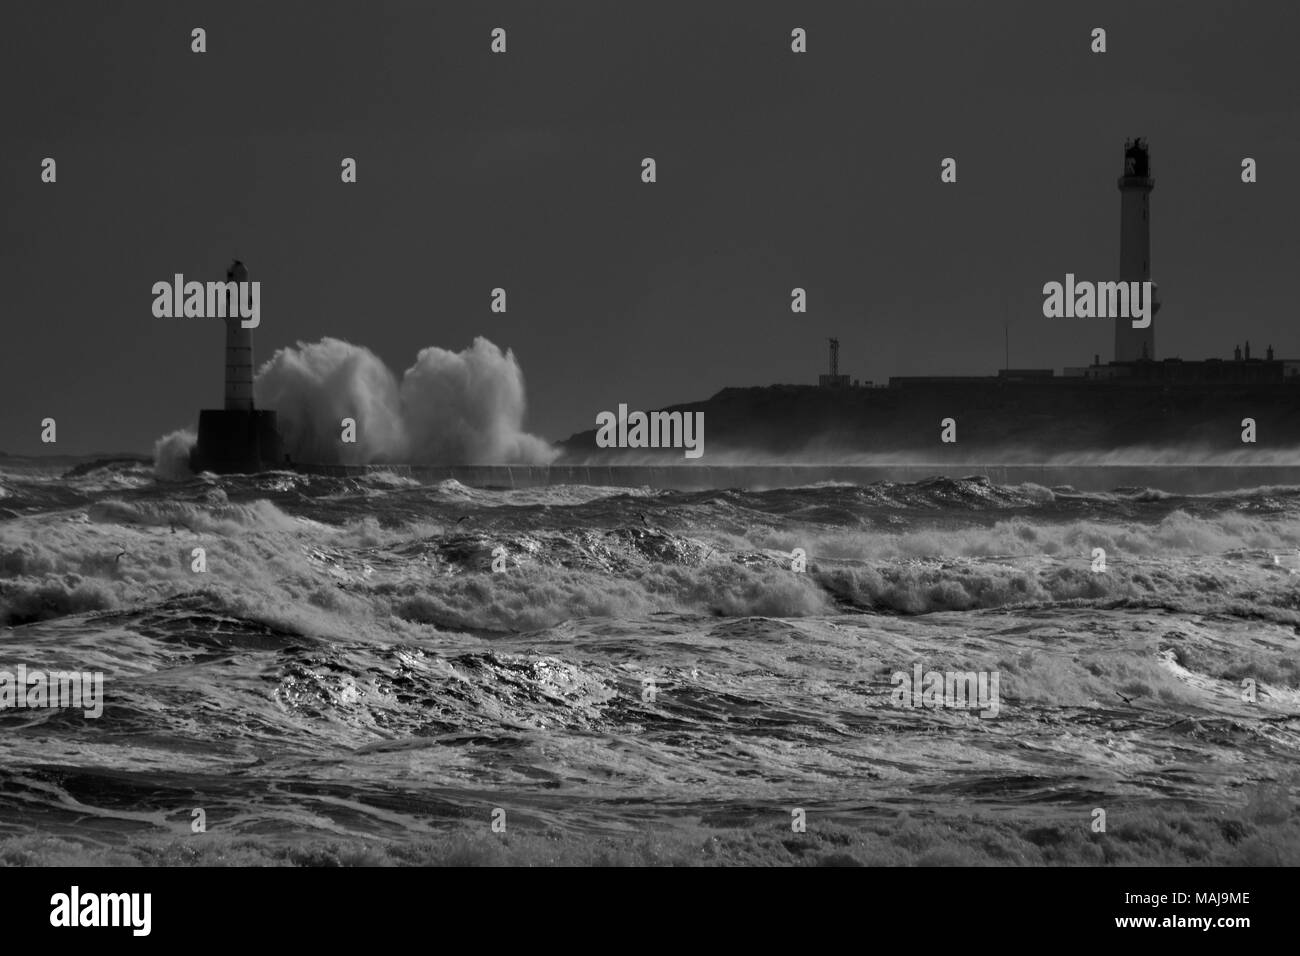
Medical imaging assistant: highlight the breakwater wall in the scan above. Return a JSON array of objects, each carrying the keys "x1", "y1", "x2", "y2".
[{"x1": 290, "y1": 462, "x2": 1300, "y2": 494}]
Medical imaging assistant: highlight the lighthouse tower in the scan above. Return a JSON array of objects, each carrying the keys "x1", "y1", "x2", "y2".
[
  {"x1": 189, "y1": 259, "x2": 282, "y2": 473},
  {"x1": 1114, "y1": 138, "x2": 1159, "y2": 363},
  {"x1": 223, "y1": 260, "x2": 255, "y2": 411}
]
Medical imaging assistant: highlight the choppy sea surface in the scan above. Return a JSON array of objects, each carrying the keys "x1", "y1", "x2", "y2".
[{"x1": 1, "y1": 461, "x2": 1297, "y2": 865}]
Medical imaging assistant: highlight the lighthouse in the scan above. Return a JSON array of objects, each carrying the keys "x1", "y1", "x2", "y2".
[
  {"x1": 189, "y1": 260, "x2": 283, "y2": 473},
  {"x1": 223, "y1": 260, "x2": 255, "y2": 411},
  {"x1": 1114, "y1": 138, "x2": 1159, "y2": 363}
]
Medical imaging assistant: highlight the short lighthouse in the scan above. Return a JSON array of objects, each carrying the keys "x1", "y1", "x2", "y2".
[
  {"x1": 189, "y1": 260, "x2": 283, "y2": 473},
  {"x1": 223, "y1": 259, "x2": 255, "y2": 412}
]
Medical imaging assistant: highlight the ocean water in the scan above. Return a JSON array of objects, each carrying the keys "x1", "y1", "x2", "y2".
[{"x1": 1, "y1": 462, "x2": 1297, "y2": 865}]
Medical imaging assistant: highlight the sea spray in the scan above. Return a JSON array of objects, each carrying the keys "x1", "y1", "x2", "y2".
[{"x1": 254, "y1": 336, "x2": 555, "y2": 466}]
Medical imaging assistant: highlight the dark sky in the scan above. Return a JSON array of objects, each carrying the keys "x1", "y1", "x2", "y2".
[{"x1": 3, "y1": 1, "x2": 1298, "y2": 455}]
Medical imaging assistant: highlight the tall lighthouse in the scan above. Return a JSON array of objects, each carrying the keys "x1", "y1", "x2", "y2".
[{"x1": 1114, "y1": 138, "x2": 1159, "y2": 363}]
